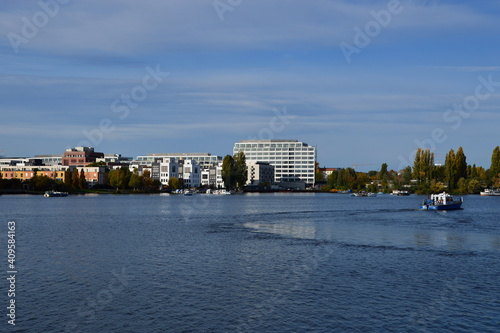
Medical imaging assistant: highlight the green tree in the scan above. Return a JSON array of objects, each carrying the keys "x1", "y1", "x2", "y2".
[
  {"x1": 79, "y1": 169, "x2": 87, "y2": 189},
  {"x1": 142, "y1": 169, "x2": 153, "y2": 188},
  {"x1": 221, "y1": 155, "x2": 235, "y2": 190},
  {"x1": 0, "y1": 171, "x2": 3, "y2": 189},
  {"x1": 168, "y1": 176, "x2": 182, "y2": 190},
  {"x1": 457, "y1": 177, "x2": 467, "y2": 194},
  {"x1": 378, "y1": 163, "x2": 388, "y2": 180},
  {"x1": 71, "y1": 169, "x2": 80, "y2": 189},
  {"x1": 444, "y1": 149, "x2": 456, "y2": 191},
  {"x1": 233, "y1": 151, "x2": 247, "y2": 190},
  {"x1": 64, "y1": 169, "x2": 72, "y2": 188},
  {"x1": 128, "y1": 169, "x2": 142, "y2": 190},
  {"x1": 31, "y1": 175, "x2": 56, "y2": 191},
  {"x1": 429, "y1": 179, "x2": 445, "y2": 193},
  {"x1": 315, "y1": 162, "x2": 325, "y2": 182},
  {"x1": 326, "y1": 169, "x2": 339, "y2": 189},
  {"x1": 108, "y1": 168, "x2": 130, "y2": 190},
  {"x1": 455, "y1": 147, "x2": 467, "y2": 181},
  {"x1": 467, "y1": 179, "x2": 481, "y2": 194},
  {"x1": 402, "y1": 166, "x2": 412, "y2": 184}
]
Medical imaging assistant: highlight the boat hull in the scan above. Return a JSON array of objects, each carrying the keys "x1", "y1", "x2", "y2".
[{"x1": 420, "y1": 203, "x2": 462, "y2": 210}]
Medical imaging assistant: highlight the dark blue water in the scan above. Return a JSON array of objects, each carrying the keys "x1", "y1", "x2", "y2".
[{"x1": 1, "y1": 193, "x2": 499, "y2": 332}]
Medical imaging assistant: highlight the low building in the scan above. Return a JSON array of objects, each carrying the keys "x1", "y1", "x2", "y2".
[
  {"x1": 246, "y1": 161, "x2": 274, "y2": 186},
  {"x1": 73, "y1": 166, "x2": 107, "y2": 186},
  {"x1": 0, "y1": 165, "x2": 67, "y2": 181},
  {"x1": 0, "y1": 165, "x2": 106, "y2": 186}
]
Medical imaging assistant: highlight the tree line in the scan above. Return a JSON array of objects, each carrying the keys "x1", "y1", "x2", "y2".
[{"x1": 321, "y1": 146, "x2": 500, "y2": 194}]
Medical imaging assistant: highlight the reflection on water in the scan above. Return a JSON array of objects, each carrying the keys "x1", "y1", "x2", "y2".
[{"x1": 241, "y1": 195, "x2": 499, "y2": 253}]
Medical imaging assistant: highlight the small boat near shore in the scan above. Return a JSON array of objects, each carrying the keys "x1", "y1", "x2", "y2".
[
  {"x1": 44, "y1": 190, "x2": 68, "y2": 197},
  {"x1": 392, "y1": 190, "x2": 410, "y2": 196},
  {"x1": 480, "y1": 188, "x2": 500, "y2": 196},
  {"x1": 420, "y1": 192, "x2": 463, "y2": 210},
  {"x1": 353, "y1": 191, "x2": 376, "y2": 197}
]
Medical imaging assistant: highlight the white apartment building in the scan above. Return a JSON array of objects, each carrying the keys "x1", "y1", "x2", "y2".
[
  {"x1": 200, "y1": 163, "x2": 224, "y2": 188},
  {"x1": 233, "y1": 140, "x2": 316, "y2": 186},
  {"x1": 246, "y1": 161, "x2": 274, "y2": 186},
  {"x1": 179, "y1": 159, "x2": 200, "y2": 188},
  {"x1": 158, "y1": 158, "x2": 178, "y2": 185}
]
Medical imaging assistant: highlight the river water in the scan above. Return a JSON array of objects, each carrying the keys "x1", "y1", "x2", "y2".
[{"x1": 1, "y1": 193, "x2": 499, "y2": 332}]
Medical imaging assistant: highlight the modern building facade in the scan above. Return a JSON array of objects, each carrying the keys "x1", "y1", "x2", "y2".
[
  {"x1": 246, "y1": 161, "x2": 274, "y2": 186},
  {"x1": 158, "y1": 158, "x2": 178, "y2": 186},
  {"x1": 233, "y1": 140, "x2": 316, "y2": 186},
  {"x1": 200, "y1": 163, "x2": 224, "y2": 188},
  {"x1": 178, "y1": 160, "x2": 200, "y2": 188}
]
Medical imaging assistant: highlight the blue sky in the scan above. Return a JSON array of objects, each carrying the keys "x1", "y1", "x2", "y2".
[{"x1": 1, "y1": 0, "x2": 499, "y2": 171}]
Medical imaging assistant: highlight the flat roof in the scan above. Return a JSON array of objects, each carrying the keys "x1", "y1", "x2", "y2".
[
  {"x1": 238, "y1": 140, "x2": 298, "y2": 143},
  {"x1": 147, "y1": 153, "x2": 214, "y2": 157}
]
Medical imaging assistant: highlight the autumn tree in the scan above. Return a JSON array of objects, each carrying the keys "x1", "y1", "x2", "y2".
[
  {"x1": 490, "y1": 146, "x2": 500, "y2": 185},
  {"x1": 315, "y1": 162, "x2": 325, "y2": 182},
  {"x1": 128, "y1": 169, "x2": 142, "y2": 190},
  {"x1": 412, "y1": 148, "x2": 434, "y2": 184},
  {"x1": 168, "y1": 176, "x2": 182, "y2": 190}
]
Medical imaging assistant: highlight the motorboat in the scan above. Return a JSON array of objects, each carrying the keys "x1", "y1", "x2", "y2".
[
  {"x1": 44, "y1": 191, "x2": 68, "y2": 197},
  {"x1": 480, "y1": 188, "x2": 500, "y2": 196},
  {"x1": 420, "y1": 192, "x2": 463, "y2": 210}
]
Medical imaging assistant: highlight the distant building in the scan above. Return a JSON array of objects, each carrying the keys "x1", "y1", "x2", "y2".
[
  {"x1": 73, "y1": 166, "x2": 107, "y2": 186},
  {"x1": 0, "y1": 157, "x2": 43, "y2": 166},
  {"x1": 246, "y1": 161, "x2": 274, "y2": 186},
  {"x1": 34, "y1": 155, "x2": 63, "y2": 165},
  {"x1": 0, "y1": 165, "x2": 67, "y2": 182},
  {"x1": 0, "y1": 165, "x2": 106, "y2": 186},
  {"x1": 96, "y1": 154, "x2": 133, "y2": 165},
  {"x1": 136, "y1": 153, "x2": 222, "y2": 167},
  {"x1": 319, "y1": 167, "x2": 341, "y2": 179},
  {"x1": 62, "y1": 147, "x2": 104, "y2": 166},
  {"x1": 233, "y1": 139, "x2": 316, "y2": 186}
]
